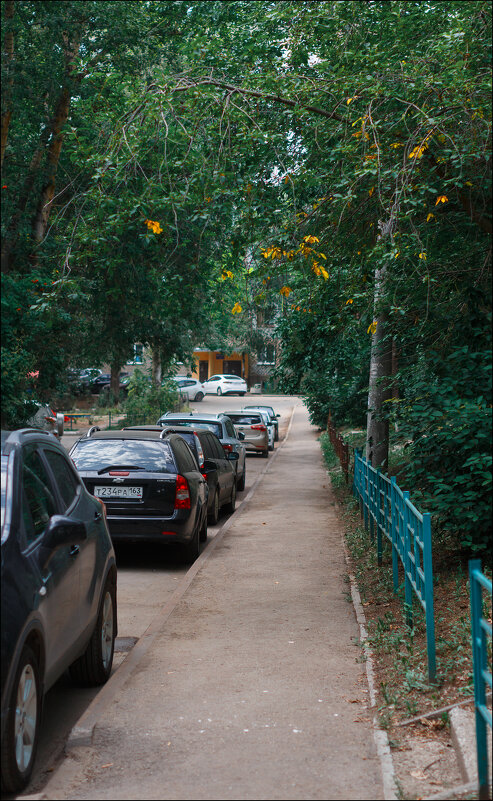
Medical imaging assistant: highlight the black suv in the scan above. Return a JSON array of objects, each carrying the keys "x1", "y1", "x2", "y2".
[
  {"x1": 157, "y1": 412, "x2": 247, "y2": 491},
  {"x1": 1, "y1": 429, "x2": 117, "y2": 793},
  {"x1": 69, "y1": 429, "x2": 208, "y2": 563},
  {"x1": 123, "y1": 426, "x2": 238, "y2": 525}
]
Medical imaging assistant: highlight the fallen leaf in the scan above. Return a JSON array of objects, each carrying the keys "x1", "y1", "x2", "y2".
[
  {"x1": 101, "y1": 763, "x2": 113, "y2": 769},
  {"x1": 411, "y1": 769, "x2": 427, "y2": 780}
]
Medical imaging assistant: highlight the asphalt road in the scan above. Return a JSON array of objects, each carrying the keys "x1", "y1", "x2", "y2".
[{"x1": 19, "y1": 395, "x2": 296, "y2": 797}]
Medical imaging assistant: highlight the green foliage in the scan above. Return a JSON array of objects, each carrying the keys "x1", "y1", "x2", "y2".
[{"x1": 121, "y1": 369, "x2": 181, "y2": 426}]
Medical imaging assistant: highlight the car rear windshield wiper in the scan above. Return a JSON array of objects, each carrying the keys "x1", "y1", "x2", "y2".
[{"x1": 97, "y1": 464, "x2": 145, "y2": 474}]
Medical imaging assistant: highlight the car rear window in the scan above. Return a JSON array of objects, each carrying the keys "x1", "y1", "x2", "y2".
[
  {"x1": 225, "y1": 414, "x2": 262, "y2": 425},
  {"x1": 166, "y1": 420, "x2": 223, "y2": 438},
  {"x1": 71, "y1": 439, "x2": 176, "y2": 473}
]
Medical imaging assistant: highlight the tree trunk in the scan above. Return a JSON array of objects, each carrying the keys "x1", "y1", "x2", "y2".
[
  {"x1": 366, "y1": 263, "x2": 393, "y2": 468},
  {"x1": 151, "y1": 347, "x2": 162, "y2": 386},
  {"x1": 1, "y1": 1, "x2": 15, "y2": 171},
  {"x1": 110, "y1": 364, "x2": 121, "y2": 404}
]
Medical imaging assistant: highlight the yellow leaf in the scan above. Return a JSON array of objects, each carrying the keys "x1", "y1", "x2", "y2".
[
  {"x1": 231, "y1": 302, "x2": 242, "y2": 314},
  {"x1": 465, "y1": 181, "x2": 473, "y2": 186},
  {"x1": 303, "y1": 235, "x2": 319, "y2": 244},
  {"x1": 394, "y1": 251, "x2": 400, "y2": 258},
  {"x1": 280, "y1": 286, "x2": 292, "y2": 297},
  {"x1": 435, "y1": 195, "x2": 448, "y2": 205},
  {"x1": 320, "y1": 266, "x2": 329, "y2": 280},
  {"x1": 367, "y1": 321, "x2": 377, "y2": 335},
  {"x1": 369, "y1": 186, "x2": 375, "y2": 197},
  {"x1": 426, "y1": 213, "x2": 435, "y2": 222},
  {"x1": 346, "y1": 299, "x2": 353, "y2": 305},
  {"x1": 418, "y1": 252, "x2": 427, "y2": 260}
]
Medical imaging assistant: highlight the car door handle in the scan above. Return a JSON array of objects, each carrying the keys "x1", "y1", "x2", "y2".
[{"x1": 69, "y1": 545, "x2": 80, "y2": 558}]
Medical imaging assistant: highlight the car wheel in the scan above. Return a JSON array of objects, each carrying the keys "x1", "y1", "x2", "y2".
[
  {"x1": 237, "y1": 466, "x2": 246, "y2": 492},
  {"x1": 69, "y1": 577, "x2": 116, "y2": 687},
  {"x1": 268, "y1": 442, "x2": 274, "y2": 451},
  {"x1": 262, "y1": 449, "x2": 269, "y2": 458},
  {"x1": 182, "y1": 518, "x2": 201, "y2": 563},
  {"x1": 1, "y1": 644, "x2": 41, "y2": 794},
  {"x1": 224, "y1": 482, "x2": 236, "y2": 514},
  {"x1": 199, "y1": 509, "x2": 208, "y2": 542},
  {"x1": 239, "y1": 392, "x2": 245, "y2": 396},
  {"x1": 195, "y1": 392, "x2": 204, "y2": 402},
  {"x1": 216, "y1": 387, "x2": 222, "y2": 396},
  {"x1": 207, "y1": 489, "x2": 220, "y2": 525},
  {"x1": 274, "y1": 429, "x2": 279, "y2": 442}
]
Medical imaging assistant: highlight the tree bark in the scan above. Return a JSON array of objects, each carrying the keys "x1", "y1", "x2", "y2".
[
  {"x1": 1, "y1": 1, "x2": 15, "y2": 171},
  {"x1": 151, "y1": 347, "x2": 162, "y2": 386},
  {"x1": 366, "y1": 263, "x2": 393, "y2": 468},
  {"x1": 110, "y1": 363, "x2": 121, "y2": 403}
]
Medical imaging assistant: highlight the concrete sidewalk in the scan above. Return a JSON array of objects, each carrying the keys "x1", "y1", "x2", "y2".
[{"x1": 41, "y1": 403, "x2": 391, "y2": 800}]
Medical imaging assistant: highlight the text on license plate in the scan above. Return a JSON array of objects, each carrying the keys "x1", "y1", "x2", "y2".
[{"x1": 94, "y1": 486, "x2": 143, "y2": 499}]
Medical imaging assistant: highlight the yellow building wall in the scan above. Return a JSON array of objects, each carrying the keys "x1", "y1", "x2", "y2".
[{"x1": 192, "y1": 351, "x2": 249, "y2": 382}]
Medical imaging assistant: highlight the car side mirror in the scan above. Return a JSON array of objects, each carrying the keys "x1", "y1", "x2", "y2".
[
  {"x1": 227, "y1": 451, "x2": 239, "y2": 461},
  {"x1": 276, "y1": 414, "x2": 281, "y2": 418},
  {"x1": 237, "y1": 431, "x2": 245, "y2": 441},
  {"x1": 43, "y1": 516, "x2": 87, "y2": 551},
  {"x1": 202, "y1": 459, "x2": 217, "y2": 472}
]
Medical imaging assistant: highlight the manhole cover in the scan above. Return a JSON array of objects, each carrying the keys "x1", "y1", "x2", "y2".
[{"x1": 115, "y1": 636, "x2": 138, "y2": 653}]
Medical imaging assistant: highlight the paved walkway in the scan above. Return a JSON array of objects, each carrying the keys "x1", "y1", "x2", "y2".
[{"x1": 43, "y1": 402, "x2": 386, "y2": 800}]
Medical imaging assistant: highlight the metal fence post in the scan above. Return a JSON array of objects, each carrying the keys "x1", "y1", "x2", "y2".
[
  {"x1": 403, "y1": 491, "x2": 413, "y2": 629},
  {"x1": 422, "y1": 513, "x2": 436, "y2": 683},
  {"x1": 390, "y1": 477, "x2": 399, "y2": 592},
  {"x1": 469, "y1": 559, "x2": 492, "y2": 800}
]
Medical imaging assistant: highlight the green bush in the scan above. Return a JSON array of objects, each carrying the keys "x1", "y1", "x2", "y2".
[{"x1": 122, "y1": 369, "x2": 182, "y2": 426}]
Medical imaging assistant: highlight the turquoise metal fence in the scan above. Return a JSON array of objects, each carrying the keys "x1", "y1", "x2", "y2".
[
  {"x1": 353, "y1": 448, "x2": 436, "y2": 683},
  {"x1": 469, "y1": 559, "x2": 492, "y2": 800}
]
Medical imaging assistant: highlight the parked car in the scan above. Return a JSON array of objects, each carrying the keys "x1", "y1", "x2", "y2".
[
  {"x1": 90, "y1": 372, "x2": 129, "y2": 395},
  {"x1": 243, "y1": 408, "x2": 275, "y2": 451},
  {"x1": 25, "y1": 401, "x2": 64, "y2": 439},
  {"x1": 202, "y1": 374, "x2": 248, "y2": 396},
  {"x1": 123, "y1": 426, "x2": 237, "y2": 525},
  {"x1": 69, "y1": 429, "x2": 208, "y2": 563},
  {"x1": 243, "y1": 404, "x2": 281, "y2": 441},
  {"x1": 157, "y1": 412, "x2": 247, "y2": 491},
  {"x1": 1, "y1": 428, "x2": 117, "y2": 794},
  {"x1": 67, "y1": 368, "x2": 103, "y2": 394},
  {"x1": 168, "y1": 377, "x2": 205, "y2": 402},
  {"x1": 222, "y1": 411, "x2": 269, "y2": 457}
]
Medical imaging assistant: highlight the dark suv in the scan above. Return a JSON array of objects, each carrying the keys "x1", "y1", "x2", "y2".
[
  {"x1": 157, "y1": 412, "x2": 247, "y2": 491},
  {"x1": 1, "y1": 429, "x2": 117, "y2": 793},
  {"x1": 69, "y1": 429, "x2": 208, "y2": 563},
  {"x1": 123, "y1": 426, "x2": 238, "y2": 525}
]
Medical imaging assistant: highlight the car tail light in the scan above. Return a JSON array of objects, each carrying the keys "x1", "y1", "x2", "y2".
[
  {"x1": 222, "y1": 443, "x2": 233, "y2": 453},
  {"x1": 251, "y1": 425, "x2": 266, "y2": 431},
  {"x1": 174, "y1": 474, "x2": 191, "y2": 509},
  {"x1": 96, "y1": 497, "x2": 107, "y2": 519},
  {"x1": 201, "y1": 472, "x2": 208, "y2": 481}
]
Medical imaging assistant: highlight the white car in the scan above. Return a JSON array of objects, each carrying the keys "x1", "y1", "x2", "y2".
[
  {"x1": 203, "y1": 374, "x2": 248, "y2": 396},
  {"x1": 169, "y1": 377, "x2": 205, "y2": 402}
]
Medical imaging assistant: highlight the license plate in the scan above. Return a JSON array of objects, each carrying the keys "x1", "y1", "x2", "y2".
[{"x1": 94, "y1": 486, "x2": 143, "y2": 499}]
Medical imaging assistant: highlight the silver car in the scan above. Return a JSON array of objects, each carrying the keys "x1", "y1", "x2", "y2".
[
  {"x1": 169, "y1": 377, "x2": 205, "y2": 402},
  {"x1": 223, "y1": 411, "x2": 269, "y2": 458},
  {"x1": 243, "y1": 408, "x2": 275, "y2": 451}
]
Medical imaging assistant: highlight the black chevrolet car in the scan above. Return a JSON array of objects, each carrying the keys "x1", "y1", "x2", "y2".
[
  {"x1": 69, "y1": 429, "x2": 208, "y2": 563},
  {"x1": 1, "y1": 429, "x2": 117, "y2": 794}
]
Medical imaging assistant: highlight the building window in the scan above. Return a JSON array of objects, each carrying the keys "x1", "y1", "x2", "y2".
[
  {"x1": 257, "y1": 344, "x2": 276, "y2": 365},
  {"x1": 127, "y1": 344, "x2": 144, "y2": 365}
]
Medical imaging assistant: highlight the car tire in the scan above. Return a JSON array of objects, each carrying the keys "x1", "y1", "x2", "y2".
[
  {"x1": 269, "y1": 442, "x2": 274, "y2": 451},
  {"x1": 182, "y1": 517, "x2": 201, "y2": 563},
  {"x1": 199, "y1": 509, "x2": 208, "y2": 543},
  {"x1": 216, "y1": 387, "x2": 222, "y2": 396},
  {"x1": 274, "y1": 428, "x2": 279, "y2": 442},
  {"x1": 1, "y1": 644, "x2": 41, "y2": 794},
  {"x1": 224, "y1": 481, "x2": 236, "y2": 514},
  {"x1": 69, "y1": 577, "x2": 116, "y2": 687},
  {"x1": 239, "y1": 392, "x2": 245, "y2": 396},
  {"x1": 208, "y1": 489, "x2": 220, "y2": 525},
  {"x1": 237, "y1": 466, "x2": 246, "y2": 492},
  {"x1": 194, "y1": 392, "x2": 204, "y2": 402},
  {"x1": 262, "y1": 449, "x2": 269, "y2": 458}
]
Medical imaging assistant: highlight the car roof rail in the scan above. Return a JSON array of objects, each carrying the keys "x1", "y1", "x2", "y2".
[
  {"x1": 159, "y1": 429, "x2": 169, "y2": 439},
  {"x1": 86, "y1": 426, "x2": 101, "y2": 437}
]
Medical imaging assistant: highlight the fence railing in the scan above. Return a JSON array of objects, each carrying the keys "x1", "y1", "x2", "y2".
[
  {"x1": 327, "y1": 414, "x2": 350, "y2": 483},
  {"x1": 353, "y1": 448, "x2": 436, "y2": 683},
  {"x1": 469, "y1": 559, "x2": 492, "y2": 800}
]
